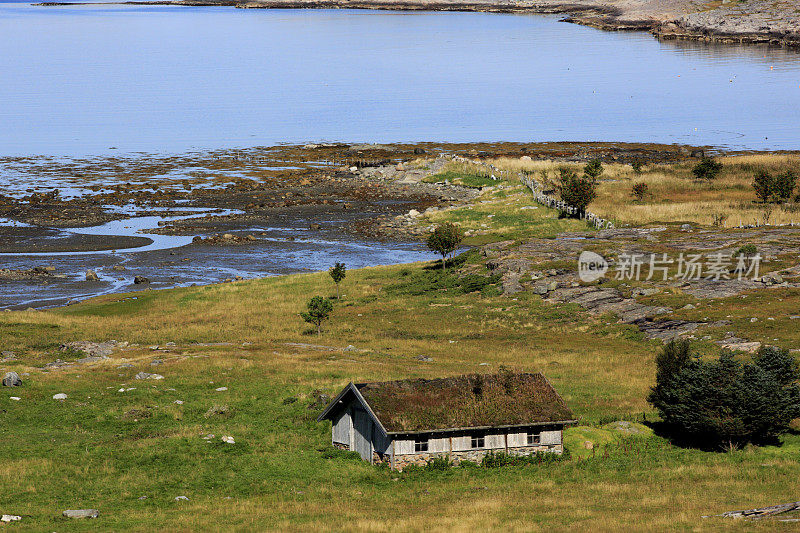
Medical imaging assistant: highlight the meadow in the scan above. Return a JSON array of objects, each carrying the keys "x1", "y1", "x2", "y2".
[
  {"x1": 3, "y1": 155, "x2": 800, "y2": 530},
  {"x1": 423, "y1": 153, "x2": 800, "y2": 228}
]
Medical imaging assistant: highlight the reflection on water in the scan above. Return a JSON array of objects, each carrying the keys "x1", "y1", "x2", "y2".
[{"x1": 0, "y1": 5, "x2": 798, "y2": 155}]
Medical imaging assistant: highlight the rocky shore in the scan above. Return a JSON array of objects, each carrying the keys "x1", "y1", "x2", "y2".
[
  {"x1": 42, "y1": 0, "x2": 799, "y2": 48},
  {"x1": 240, "y1": 0, "x2": 800, "y2": 48}
]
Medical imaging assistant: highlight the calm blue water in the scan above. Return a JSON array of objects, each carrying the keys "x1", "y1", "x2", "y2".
[{"x1": 0, "y1": 3, "x2": 799, "y2": 155}]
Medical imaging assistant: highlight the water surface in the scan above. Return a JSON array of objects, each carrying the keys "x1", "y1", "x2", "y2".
[{"x1": 0, "y1": 4, "x2": 799, "y2": 155}]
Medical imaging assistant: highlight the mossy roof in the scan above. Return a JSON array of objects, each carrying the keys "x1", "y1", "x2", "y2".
[{"x1": 355, "y1": 372, "x2": 574, "y2": 433}]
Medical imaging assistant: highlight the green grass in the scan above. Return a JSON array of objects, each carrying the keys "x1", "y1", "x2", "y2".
[
  {"x1": 422, "y1": 170, "x2": 500, "y2": 189},
  {"x1": 2, "y1": 256, "x2": 800, "y2": 530}
]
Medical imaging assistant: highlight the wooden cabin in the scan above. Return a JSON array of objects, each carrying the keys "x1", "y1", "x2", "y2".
[{"x1": 317, "y1": 372, "x2": 575, "y2": 469}]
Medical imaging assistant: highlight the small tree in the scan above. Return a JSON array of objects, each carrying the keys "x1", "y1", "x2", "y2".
[
  {"x1": 584, "y1": 159, "x2": 604, "y2": 181},
  {"x1": 300, "y1": 296, "x2": 333, "y2": 336},
  {"x1": 773, "y1": 170, "x2": 797, "y2": 202},
  {"x1": 631, "y1": 182, "x2": 648, "y2": 201},
  {"x1": 752, "y1": 170, "x2": 774, "y2": 203},
  {"x1": 426, "y1": 222, "x2": 463, "y2": 271},
  {"x1": 329, "y1": 262, "x2": 346, "y2": 299},
  {"x1": 559, "y1": 170, "x2": 597, "y2": 214},
  {"x1": 648, "y1": 341, "x2": 800, "y2": 448},
  {"x1": 692, "y1": 158, "x2": 723, "y2": 181}
]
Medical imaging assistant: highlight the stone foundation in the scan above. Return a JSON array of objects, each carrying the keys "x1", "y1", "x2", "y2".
[{"x1": 391, "y1": 444, "x2": 562, "y2": 470}]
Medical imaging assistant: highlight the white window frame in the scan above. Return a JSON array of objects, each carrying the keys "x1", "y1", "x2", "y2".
[
  {"x1": 470, "y1": 434, "x2": 485, "y2": 449},
  {"x1": 527, "y1": 432, "x2": 541, "y2": 445},
  {"x1": 414, "y1": 437, "x2": 429, "y2": 453}
]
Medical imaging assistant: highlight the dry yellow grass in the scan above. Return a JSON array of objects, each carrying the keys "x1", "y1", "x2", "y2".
[{"x1": 488, "y1": 154, "x2": 800, "y2": 227}]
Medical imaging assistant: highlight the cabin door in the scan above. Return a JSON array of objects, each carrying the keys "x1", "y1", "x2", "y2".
[{"x1": 352, "y1": 407, "x2": 373, "y2": 462}]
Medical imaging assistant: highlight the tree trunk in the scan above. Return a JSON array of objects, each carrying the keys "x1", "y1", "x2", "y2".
[
  {"x1": 442, "y1": 254, "x2": 446, "y2": 271},
  {"x1": 317, "y1": 323, "x2": 321, "y2": 336},
  {"x1": 336, "y1": 283, "x2": 340, "y2": 300}
]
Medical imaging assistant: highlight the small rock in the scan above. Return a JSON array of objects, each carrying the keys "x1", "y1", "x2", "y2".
[
  {"x1": 150, "y1": 359, "x2": 163, "y2": 366},
  {"x1": 134, "y1": 372, "x2": 164, "y2": 380},
  {"x1": 9, "y1": 397, "x2": 20, "y2": 401},
  {"x1": 583, "y1": 441, "x2": 594, "y2": 450},
  {"x1": 174, "y1": 496, "x2": 189, "y2": 502},
  {"x1": 309, "y1": 223, "x2": 321, "y2": 230},
  {"x1": 215, "y1": 386, "x2": 228, "y2": 392},
  {"x1": 681, "y1": 304, "x2": 696, "y2": 310},
  {"x1": 221, "y1": 435, "x2": 235, "y2": 444},
  {"x1": 138, "y1": 496, "x2": 147, "y2": 500},
  {"x1": 174, "y1": 400, "x2": 184, "y2": 405},
  {"x1": 133, "y1": 276, "x2": 150, "y2": 284},
  {"x1": 63, "y1": 509, "x2": 99, "y2": 519},
  {"x1": 53, "y1": 393, "x2": 67, "y2": 400},
  {"x1": 416, "y1": 355, "x2": 433, "y2": 362},
  {"x1": 1, "y1": 515, "x2": 21, "y2": 522},
  {"x1": 680, "y1": 224, "x2": 692, "y2": 232},
  {"x1": 222, "y1": 233, "x2": 234, "y2": 240},
  {"x1": 85, "y1": 270, "x2": 99, "y2": 281},
  {"x1": 2, "y1": 371, "x2": 21, "y2": 387},
  {"x1": 112, "y1": 265, "x2": 126, "y2": 271}
]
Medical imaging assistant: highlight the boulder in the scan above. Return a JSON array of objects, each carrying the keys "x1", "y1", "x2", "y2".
[
  {"x1": 53, "y1": 393, "x2": 67, "y2": 400},
  {"x1": 2, "y1": 371, "x2": 21, "y2": 387},
  {"x1": 85, "y1": 270, "x2": 99, "y2": 281},
  {"x1": 134, "y1": 372, "x2": 164, "y2": 380},
  {"x1": 63, "y1": 509, "x2": 99, "y2": 519},
  {"x1": 133, "y1": 276, "x2": 150, "y2": 284}
]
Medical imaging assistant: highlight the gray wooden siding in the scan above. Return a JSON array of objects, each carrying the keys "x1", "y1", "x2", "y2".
[
  {"x1": 373, "y1": 429, "x2": 391, "y2": 454},
  {"x1": 541, "y1": 429, "x2": 561, "y2": 445},
  {"x1": 486, "y1": 434, "x2": 505, "y2": 449},
  {"x1": 450, "y1": 435, "x2": 469, "y2": 451},
  {"x1": 352, "y1": 408, "x2": 373, "y2": 461},
  {"x1": 429, "y1": 437, "x2": 449, "y2": 453},
  {"x1": 507, "y1": 432, "x2": 526, "y2": 447},
  {"x1": 394, "y1": 439, "x2": 414, "y2": 455},
  {"x1": 332, "y1": 409, "x2": 351, "y2": 445}
]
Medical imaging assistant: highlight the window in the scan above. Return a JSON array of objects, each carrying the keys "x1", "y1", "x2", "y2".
[
  {"x1": 527, "y1": 432, "x2": 541, "y2": 445},
  {"x1": 471, "y1": 435, "x2": 485, "y2": 449},
  {"x1": 414, "y1": 437, "x2": 428, "y2": 453}
]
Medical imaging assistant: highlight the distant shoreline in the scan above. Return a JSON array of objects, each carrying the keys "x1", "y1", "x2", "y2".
[{"x1": 34, "y1": 0, "x2": 800, "y2": 49}]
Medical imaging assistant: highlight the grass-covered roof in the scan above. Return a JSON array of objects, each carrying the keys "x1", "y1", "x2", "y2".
[{"x1": 357, "y1": 371, "x2": 574, "y2": 433}]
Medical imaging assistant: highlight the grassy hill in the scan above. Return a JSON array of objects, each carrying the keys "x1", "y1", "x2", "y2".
[{"x1": 2, "y1": 156, "x2": 800, "y2": 530}]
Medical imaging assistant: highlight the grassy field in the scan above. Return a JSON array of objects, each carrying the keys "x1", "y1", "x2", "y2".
[
  {"x1": 3, "y1": 242, "x2": 800, "y2": 530},
  {"x1": 464, "y1": 153, "x2": 800, "y2": 227},
  {"x1": 3, "y1": 163, "x2": 800, "y2": 530}
]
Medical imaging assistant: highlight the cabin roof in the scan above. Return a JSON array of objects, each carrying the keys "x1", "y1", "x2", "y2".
[{"x1": 318, "y1": 372, "x2": 574, "y2": 434}]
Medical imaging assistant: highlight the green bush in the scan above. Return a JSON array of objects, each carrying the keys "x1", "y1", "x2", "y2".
[
  {"x1": 753, "y1": 170, "x2": 796, "y2": 203},
  {"x1": 425, "y1": 456, "x2": 453, "y2": 470},
  {"x1": 559, "y1": 169, "x2": 598, "y2": 212},
  {"x1": 584, "y1": 159, "x2": 604, "y2": 180},
  {"x1": 752, "y1": 170, "x2": 774, "y2": 203},
  {"x1": 426, "y1": 223, "x2": 464, "y2": 271},
  {"x1": 631, "y1": 182, "x2": 648, "y2": 201},
  {"x1": 774, "y1": 170, "x2": 798, "y2": 201},
  {"x1": 647, "y1": 341, "x2": 800, "y2": 448},
  {"x1": 481, "y1": 451, "x2": 514, "y2": 468},
  {"x1": 692, "y1": 158, "x2": 723, "y2": 181},
  {"x1": 300, "y1": 296, "x2": 333, "y2": 336},
  {"x1": 736, "y1": 244, "x2": 758, "y2": 257}
]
